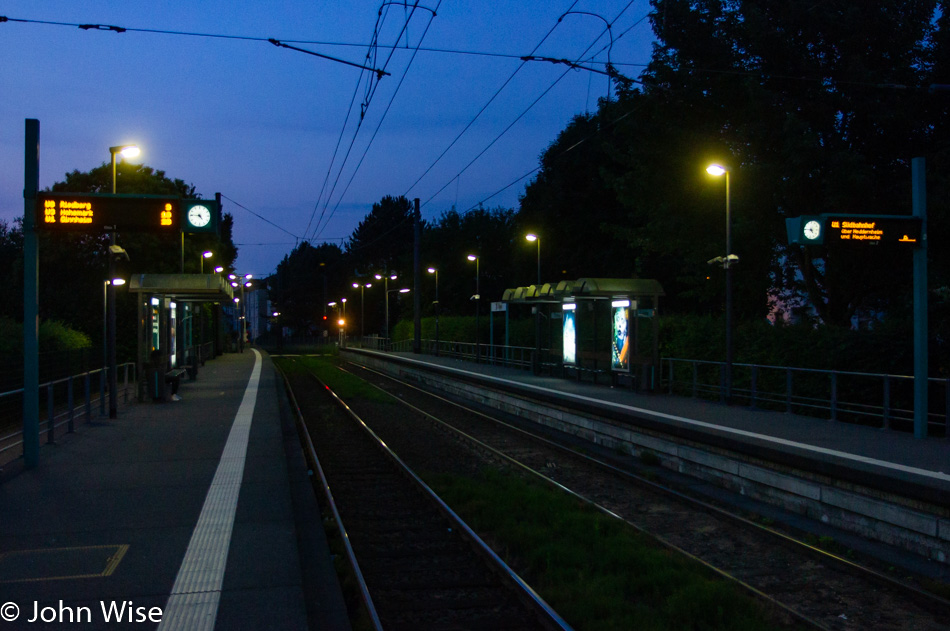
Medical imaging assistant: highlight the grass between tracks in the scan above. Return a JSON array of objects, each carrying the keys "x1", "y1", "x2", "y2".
[
  {"x1": 430, "y1": 470, "x2": 795, "y2": 631},
  {"x1": 274, "y1": 352, "x2": 393, "y2": 403},
  {"x1": 277, "y1": 353, "x2": 795, "y2": 630}
]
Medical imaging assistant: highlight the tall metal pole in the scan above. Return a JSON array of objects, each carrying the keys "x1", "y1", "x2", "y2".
[
  {"x1": 912, "y1": 157, "x2": 928, "y2": 438},
  {"x1": 434, "y1": 270, "x2": 440, "y2": 356},
  {"x1": 413, "y1": 197, "x2": 422, "y2": 354},
  {"x1": 384, "y1": 276, "x2": 390, "y2": 345},
  {"x1": 23, "y1": 119, "x2": 40, "y2": 468},
  {"x1": 108, "y1": 152, "x2": 118, "y2": 419},
  {"x1": 475, "y1": 257, "x2": 480, "y2": 364},
  {"x1": 724, "y1": 171, "x2": 733, "y2": 405},
  {"x1": 534, "y1": 237, "x2": 541, "y2": 374}
]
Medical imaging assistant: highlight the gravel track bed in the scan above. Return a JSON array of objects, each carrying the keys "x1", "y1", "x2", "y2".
[{"x1": 287, "y1": 371, "x2": 547, "y2": 631}]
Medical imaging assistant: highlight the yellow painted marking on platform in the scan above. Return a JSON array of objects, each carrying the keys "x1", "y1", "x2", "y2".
[{"x1": 0, "y1": 544, "x2": 129, "y2": 583}]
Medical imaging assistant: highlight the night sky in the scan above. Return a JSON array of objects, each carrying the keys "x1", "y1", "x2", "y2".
[{"x1": 1, "y1": 1, "x2": 654, "y2": 276}]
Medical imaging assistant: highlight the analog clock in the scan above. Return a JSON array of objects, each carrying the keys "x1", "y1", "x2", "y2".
[
  {"x1": 803, "y1": 220, "x2": 821, "y2": 240},
  {"x1": 188, "y1": 204, "x2": 211, "y2": 228}
]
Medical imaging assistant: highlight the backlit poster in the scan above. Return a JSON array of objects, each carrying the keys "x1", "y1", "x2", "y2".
[
  {"x1": 611, "y1": 299, "x2": 633, "y2": 371},
  {"x1": 562, "y1": 303, "x2": 576, "y2": 365}
]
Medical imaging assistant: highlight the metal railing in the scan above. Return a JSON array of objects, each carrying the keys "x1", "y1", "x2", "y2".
[
  {"x1": 350, "y1": 337, "x2": 948, "y2": 436},
  {"x1": 0, "y1": 362, "x2": 136, "y2": 464},
  {"x1": 386, "y1": 338, "x2": 540, "y2": 370},
  {"x1": 662, "y1": 357, "x2": 949, "y2": 435}
]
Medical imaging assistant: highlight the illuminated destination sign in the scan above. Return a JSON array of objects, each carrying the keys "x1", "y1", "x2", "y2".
[
  {"x1": 787, "y1": 214, "x2": 922, "y2": 248},
  {"x1": 35, "y1": 193, "x2": 180, "y2": 233},
  {"x1": 825, "y1": 215, "x2": 921, "y2": 246}
]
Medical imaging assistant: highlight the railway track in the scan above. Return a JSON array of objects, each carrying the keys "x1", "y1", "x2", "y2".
[
  {"x1": 279, "y1": 362, "x2": 571, "y2": 631},
  {"x1": 340, "y1": 359, "x2": 950, "y2": 631}
]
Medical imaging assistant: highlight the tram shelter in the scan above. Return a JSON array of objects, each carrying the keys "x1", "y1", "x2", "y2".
[
  {"x1": 129, "y1": 274, "x2": 234, "y2": 401},
  {"x1": 502, "y1": 278, "x2": 664, "y2": 391}
]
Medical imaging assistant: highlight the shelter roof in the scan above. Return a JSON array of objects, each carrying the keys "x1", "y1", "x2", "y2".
[
  {"x1": 128, "y1": 274, "x2": 235, "y2": 302},
  {"x1": 502, "y1": 278, "x2": 663, "y2": 303}
]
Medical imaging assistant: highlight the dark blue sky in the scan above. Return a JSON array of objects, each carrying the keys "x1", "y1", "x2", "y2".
[{"x1": 1, "y1": 1, "x2": 654, "y2": 276}]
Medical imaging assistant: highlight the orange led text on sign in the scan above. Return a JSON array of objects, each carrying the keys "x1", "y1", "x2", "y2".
[
  {"x1": 45, "y1": 198, "x2": 94, "y2": 224},
  {"x1": 160, "y1": 203, "x2": 173, "y2": 226},
  {"x1": 835, "y1": 220, "x2": 883, "y2": 242}
]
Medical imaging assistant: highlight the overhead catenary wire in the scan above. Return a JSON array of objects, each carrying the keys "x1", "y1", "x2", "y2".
[
  {"x1": 419, "y1": 0, "x2": 636, "y2": 213},
  {"x1": 401, "y1": 0, "x2": 581, "y2": 199},
  {"x1": 305, "y1": 2, "x2": 427, "y2": 243},
  {"x1": 310, "y1": 0, "x2": 443, "y2": 243}
]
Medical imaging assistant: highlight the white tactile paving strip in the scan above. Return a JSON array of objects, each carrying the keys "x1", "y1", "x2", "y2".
[{"x1": 158, "y1": 349, "x2": 262, "y2": 631}]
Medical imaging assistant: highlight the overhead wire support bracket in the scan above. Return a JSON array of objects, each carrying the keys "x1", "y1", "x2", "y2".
[
  {"x1": 78, "y1": 24, "x2": 127, "y2": 33},
  {"x1": 520, "y1": 55, "x2": 640, "y2": 85},
  {"x1": 268, "y1": 38, "x2": 390, "y2": 79}
]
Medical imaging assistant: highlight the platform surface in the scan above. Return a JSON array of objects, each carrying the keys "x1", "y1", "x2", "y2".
[{"x1": 0, "y1": 349, "x2": 349, "y2": 631}]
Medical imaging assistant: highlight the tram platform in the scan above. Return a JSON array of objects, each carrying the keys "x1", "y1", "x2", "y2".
[
  {"x1": 347, "y1": 349, "x2": 950, "y2": 503},
  {"x1": 0, "y1": 349, "x2": 349, "y2": 631}
]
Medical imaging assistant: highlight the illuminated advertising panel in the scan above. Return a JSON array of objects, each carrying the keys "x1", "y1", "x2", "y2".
[
  {"x1": 562, "y1": 303, "x2": 576, "y2": 365},
  {"x1": 611, "y1": 299, "x2": 635, "y2": 372},
  {"x1": 36, "y1": 193, "x2": 180, "y2": 233}
]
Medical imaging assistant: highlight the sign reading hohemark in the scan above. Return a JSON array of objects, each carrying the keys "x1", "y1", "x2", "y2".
[{"x1": 35, "y1": 193, "x2": 180, "y2": 233}]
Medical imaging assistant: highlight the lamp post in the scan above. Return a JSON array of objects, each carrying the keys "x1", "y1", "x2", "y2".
[
  {"x1": 706, "y1": 163, "x2": 734, "y2": 404},
  {"x1": 526, "y1": 233, "x2": 542, "y2": 373},
  {"x1": 352, "y1": 282, "x2": 373, "y2": 341},
  {"x1": 200, "y1": 251, "x2": 212, "y2": 273},
  {"x1": 467, "y1": 254, "x2": 480, "y2": 363},
  {"x1": 230, "y1": 274, "x2": 252, "y2": 351},
  {"x1": 427, "y1": 267, "x2": 440, "y2": 356},
  {"x1": 375, "y1": 272, "x2": 398, "y2": 346},
  {"x1": 106, "y1": 144, "x2": 137, "y2": 419}
]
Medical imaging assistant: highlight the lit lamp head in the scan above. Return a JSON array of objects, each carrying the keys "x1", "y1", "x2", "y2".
[
  {"x1": 399, "y1": 288, "x2": 410, "y2": 294},
  {"x1": 202, "y1": 251, "x2": 213, "y2": 259},
  {"x1": 467, "y1": 254, "x2": 477, "y2": 261},
  {"x1": 525, "y1": 233, "x2": 538, "y2": 242},
  {"x1": 110, "y1": 144, "x2": 140, "y2": 160},
  {"x1": 110, "y1": 278, "x2": 126, "y2": 286},
  {"x1": 214, "y1": 267, "x2": 224, "y2": 273},
  {"x1": 352, "y1": 283, "x2": 359, "y2": 289},
  {"x1": 427, "y1": 267, "x2": 437, "y2": 274},
  {"x1": 706, "y1": 164, "x2": 728, "y2": 177}
]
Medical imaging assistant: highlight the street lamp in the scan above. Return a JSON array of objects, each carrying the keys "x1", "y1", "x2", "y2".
[
  {"x1": 106, "y1": 144, "x2": 138, "y2": 419},
  {"x1": 109, "y1": 145, "x2": 139, "y2": 195},
  {"x1": 375, "y1": 272, "x2": 398, "y2": 345},
  {"x1": 706, "y1": 163, "x2": 734, "y2": 404},
  {"x1": 200, "y1": 251, "x2": 213, "y2": 273},
  {"x1": 427, "y1": 267, "x2": 440, "y2": 356},
  {"x1": 467, "y1": 254, "x2": 481, "y2": 363},
  {"x1": 352, "y1": 282, "x2": 373, "y2": 341},
  {"x1": 526, "y1": 233, "x2": 542, "y2": 373},
  {"x1": 214, "y1": 266, "x2": 224, "y2": 274},
  {"x1": 231, "y1": 274, "x2": 252, "y2": 351}
]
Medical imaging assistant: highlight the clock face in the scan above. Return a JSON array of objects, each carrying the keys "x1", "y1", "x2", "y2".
[
  {"x1": 804, "y1": 220, "x2": 821, "y2": 240},
  {"x1": 188, "y1": 204, "x2": 211, "y2": 228}
]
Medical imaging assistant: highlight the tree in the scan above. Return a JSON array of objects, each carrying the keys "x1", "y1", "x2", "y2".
[
  {"x1": 345, "y1": 195, "x2": 417, "y2": 276},
  {"x1": 268, "y1": 241, "x2": 344, "y2": 335},
  {"x1": 639, "y1": 0, "x2": 941, "y2": 325}
]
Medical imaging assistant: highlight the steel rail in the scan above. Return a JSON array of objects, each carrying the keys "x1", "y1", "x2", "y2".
[
  {"x1": 275, "y1": 361, "x2": 384, "y2": 631},
  {"x1": 303, "y1": 364, "x2": 574, "y2": 631},
  {"x1": 348, "y1": 360, "x2": 950, "y2": 628}
]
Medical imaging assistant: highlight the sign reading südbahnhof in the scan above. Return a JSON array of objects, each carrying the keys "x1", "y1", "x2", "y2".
[
  {"x1": 36, "y1": 193, "x2": 180, "y2": 233},
  {"x1": 786, "y1": 213, "x2": 922, "y2": 248}
]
